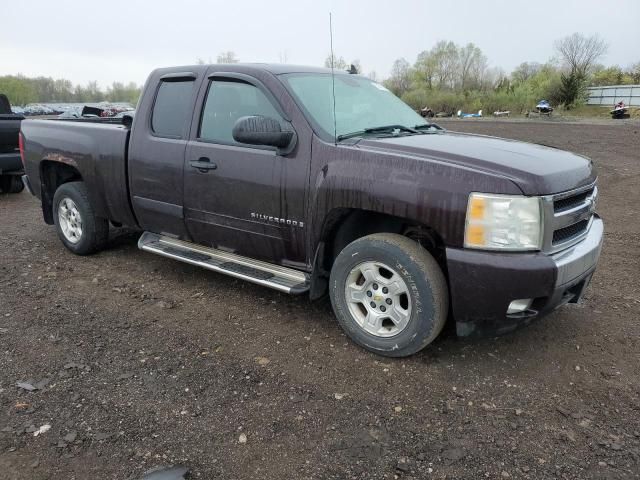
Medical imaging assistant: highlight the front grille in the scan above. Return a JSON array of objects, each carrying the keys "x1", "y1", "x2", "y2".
[
  {"x1": 554, "y1": 188, "x2": 594, "y2": 213},
  {"x1": 552, "y1": 220, "x2": 589, "y2": 245},
  {"x1": 542, "y1": 182, "x2": 597, "y2": 253}
]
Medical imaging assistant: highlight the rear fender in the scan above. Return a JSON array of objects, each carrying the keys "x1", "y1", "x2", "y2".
[{"x1": 39, "y1": 160, "x2": 82, "y2": 224}]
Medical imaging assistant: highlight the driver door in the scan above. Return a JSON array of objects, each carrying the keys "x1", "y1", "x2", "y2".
[{"x1": 183, "y1": 75, "x2": 308, "y2": 266}]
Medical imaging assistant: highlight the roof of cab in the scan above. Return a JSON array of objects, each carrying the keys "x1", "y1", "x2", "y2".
[
  {"x1": 238, "y1": 63, "x2": 346, "y2": 75},
  {"x1": 153, "y1": 63, "x2": 349, "y2": 77}
]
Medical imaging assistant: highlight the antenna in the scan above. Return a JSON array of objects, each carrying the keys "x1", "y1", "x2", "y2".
[{"x1": 329, "y1": 12, "x2": 337, "y2": 144}]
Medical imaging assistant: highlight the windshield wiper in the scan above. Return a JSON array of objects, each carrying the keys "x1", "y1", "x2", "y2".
[
  {"x1": 413, "y1": 123, "x2": 444, "y2": 132},
  {"x1": 337, "y1": 124, "x2": 419, "y2": 142}
]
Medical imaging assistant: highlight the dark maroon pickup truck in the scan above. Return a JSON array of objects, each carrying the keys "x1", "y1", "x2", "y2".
[{"x1": 20, "y1": 64, "x2": 603, "y2": 357}]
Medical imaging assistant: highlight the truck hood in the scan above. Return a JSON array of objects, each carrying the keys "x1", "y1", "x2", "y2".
[{"x1": 357, "y1": 131, "x2": 596, "y2": 195}]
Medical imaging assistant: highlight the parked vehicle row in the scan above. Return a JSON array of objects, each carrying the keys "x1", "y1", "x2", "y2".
[
  {"x1": 20, "y1": 64, "x2": 603, "y2": 356},
  {"x1": 21, "y1": 104, "x2": 58, "y2": 116},
  {"x1": 423, "y1": 99, "x2": 634, "y2": 120},
  {"x1": 11, "y1": 102, "x2": 134, "y2": 117}
]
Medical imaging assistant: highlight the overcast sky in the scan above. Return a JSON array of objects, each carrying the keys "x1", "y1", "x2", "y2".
[{"x1": 1, "y1": 0, "x2": 638, "y2": 87}]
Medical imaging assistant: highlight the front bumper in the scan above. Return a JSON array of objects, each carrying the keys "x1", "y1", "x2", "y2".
[{"x1": 447, "y1": 216, "x2": 603, "y2": 337}]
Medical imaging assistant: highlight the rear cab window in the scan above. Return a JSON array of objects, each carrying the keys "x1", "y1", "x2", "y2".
[{"x1": 151, "y1": 80, "x2": 195, "y2": 138}]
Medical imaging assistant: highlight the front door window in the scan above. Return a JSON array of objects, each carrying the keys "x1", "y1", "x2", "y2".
[{"x1": 199, "y1": 80, "x2": 284, "y2": 145}]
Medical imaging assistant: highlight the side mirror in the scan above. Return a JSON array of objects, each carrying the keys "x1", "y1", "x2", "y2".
[{"x1": 232, "y1": 116, "x2": 295, "y2": 152}]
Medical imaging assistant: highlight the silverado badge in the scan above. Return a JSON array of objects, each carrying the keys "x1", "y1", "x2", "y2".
[{"x1": 251, "y1": 213, "x2": 304, "y2": 228}]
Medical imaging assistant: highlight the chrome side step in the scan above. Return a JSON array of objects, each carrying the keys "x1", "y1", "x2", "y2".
[{"x1": 138, "y1": 232, "x2": 310, "y2": 294}]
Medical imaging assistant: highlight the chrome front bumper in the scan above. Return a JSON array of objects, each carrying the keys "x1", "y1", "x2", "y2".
[{"x1": 551, "y1": 216, "x2": 603, "y2": 286}]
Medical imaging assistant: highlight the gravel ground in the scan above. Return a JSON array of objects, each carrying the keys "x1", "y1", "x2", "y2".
[{"x1": 1, "y1": 120, "x2": 639, "y2": 480}]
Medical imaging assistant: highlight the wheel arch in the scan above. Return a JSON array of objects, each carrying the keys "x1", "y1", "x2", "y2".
[
  {"x1": 309, "y1": 208, "x2": 447, "y2": 300},
  {"x1": 40, "y1": 160, "x2": 83, "y2": 225}
]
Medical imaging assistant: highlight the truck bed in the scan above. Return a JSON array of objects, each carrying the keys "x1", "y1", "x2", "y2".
[{"x1": 20, "y1": 119, "x2": 137, "y2": 226}]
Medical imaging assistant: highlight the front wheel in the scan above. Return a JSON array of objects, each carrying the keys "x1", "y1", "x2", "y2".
[
  {"x1": 329, "y1": 233, "x2": 448, "y2": 357},
  {"x1": 53, "y1": 181, "x2": 108, "y2": 255}
]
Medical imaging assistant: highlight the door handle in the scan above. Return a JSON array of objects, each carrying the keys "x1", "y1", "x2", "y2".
[{"x1": 190, "y1": 157, "x2": 217, "y2": 172}]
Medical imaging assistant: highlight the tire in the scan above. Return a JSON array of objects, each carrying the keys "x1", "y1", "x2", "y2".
[
  {"x1": 0, "y1": 175, "x2": 10, "y2": 193},
  {"x1": 6, "y1": 175, "x2": 24, "y2": 193},
  {"x1": 52, "y1": 181, "x2": 108, "y2": 255},
  {"x1": 329, "y1": 233, "x2": 448, "y2": 357},
  {"x1": 0, "y1": 175, "x2": 23, "y2": 193}
]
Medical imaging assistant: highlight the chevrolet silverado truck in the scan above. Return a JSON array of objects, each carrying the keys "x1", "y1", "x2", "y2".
[
  {"x1": 0, "y1": 94, "x2": 25, "y2": 193},
  {"x1": 20, "y1": 64, "x2": 603, "y2": 357}
]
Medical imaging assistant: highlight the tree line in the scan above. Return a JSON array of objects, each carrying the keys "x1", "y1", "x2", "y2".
[
  {"x1": 381, "y1": 33, "x2": 639, "y2": 114},
  {"x1": 0, "y1": 75, "x2": 142, "y2": 106},
  {"x1": 1, "y1": 51, "x2": 242, "y2": 106}
]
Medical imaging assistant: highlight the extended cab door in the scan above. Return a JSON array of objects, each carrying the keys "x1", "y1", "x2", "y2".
[
  {"x1": 128, "y1": 71, "x2": 202, "y2": 237},
  {"x1": 183, "y1": 72, "x2": 308, "y2": 267}
]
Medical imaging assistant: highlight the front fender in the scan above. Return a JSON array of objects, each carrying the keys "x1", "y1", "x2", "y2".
[{"x1": 308, "y1": 136, "x2": 520, "y2": 252}]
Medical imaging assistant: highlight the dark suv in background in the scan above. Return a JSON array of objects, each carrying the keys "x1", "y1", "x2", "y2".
[{"x1": 0, "y1": 94, "x2": 25, "y2": 194}]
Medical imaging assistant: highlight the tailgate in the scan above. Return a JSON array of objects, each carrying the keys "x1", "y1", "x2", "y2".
[{"x1": 0, "y1": 114, "x2": 23, "y2": 152}]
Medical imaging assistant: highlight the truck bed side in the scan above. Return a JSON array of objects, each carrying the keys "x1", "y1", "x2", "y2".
[{"x1": 21, "y1": 119, "x2": 137, "y2": 227}]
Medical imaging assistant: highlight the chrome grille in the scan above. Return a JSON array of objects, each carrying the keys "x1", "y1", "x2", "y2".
[
  {"x1": 541, "y1": 181, "x2": 597, "y2": 253},
  {"x1": 552, "y1": 219, "x2": 589, "y2": 244},
  {"x1": 553, "y1": 188, "x2": 595, "y2": 213}
]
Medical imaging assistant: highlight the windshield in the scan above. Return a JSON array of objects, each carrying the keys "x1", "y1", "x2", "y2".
[{"x1": 282, "y1": 73, "x2": 428, "y2": 140}]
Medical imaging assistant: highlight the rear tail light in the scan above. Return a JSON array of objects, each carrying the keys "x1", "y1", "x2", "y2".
[{"x1": 18, "y1": 132, "x2": 25, "y2": 166}]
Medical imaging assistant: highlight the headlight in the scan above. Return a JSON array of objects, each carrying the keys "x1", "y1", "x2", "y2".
[{"x1": 464, "y1": 193, "x2": 543, "y2": 251}]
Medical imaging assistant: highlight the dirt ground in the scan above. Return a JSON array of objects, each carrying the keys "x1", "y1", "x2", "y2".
[{"x1": 1, "y1": 120, "x2": 639, "y2": 480}]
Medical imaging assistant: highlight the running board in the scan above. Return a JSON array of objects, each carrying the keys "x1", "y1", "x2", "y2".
[{"x1": 138, "y1": 232, "x2": 310, "y2": 294}]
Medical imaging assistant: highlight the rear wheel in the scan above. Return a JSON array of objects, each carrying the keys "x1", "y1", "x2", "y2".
[
  {"x1": 0, "y1": 175, "x2": 24, "y2": 194},
  {"x1": 53, "y1": 181, "x2": 108, "y2": 255},
  {"x1": 329, "y1": 233, "x2": 448, "y2": 357}
]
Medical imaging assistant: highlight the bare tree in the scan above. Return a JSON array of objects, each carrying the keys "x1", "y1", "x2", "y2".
[
  {"x1": 628, "y1": 62, "x2": 640, "y2": 83},
  {"x1": 460, "y1": 43, "x2": 488, "y2": 90},
  {"x1": 482, "y1": 67, "x2": 506, "y2": 90},
  {"x1": 216, "y1": 51, "x2": 239, "y2": 64},
  {"x1": 458, "y1": 43, "x2": 485, "y2": 90},
  {"x1": 554, "y1": 33, "x2": 608, "y2": 76},
  {"x1": 471, "y1": 54, "x2": 490, "y2": 90},
  {"x1": 324, "y1": 53, "x2": 347, "y2": 70},
  {"x1": 511, "y1": 62, "x2": 542, "y2": 83},
  {"x1": 414, "y1": 50, "x2": 437, "y2": 89},
  {"x1": 431, "y1": 41, "x2": 459, "y2": 89},
  {"x1": 387, "y1": 58, "x2": 411, "y2": 96},
  {"x1": 413, "y1": 41, "x2": 459, "y2": 90}
]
